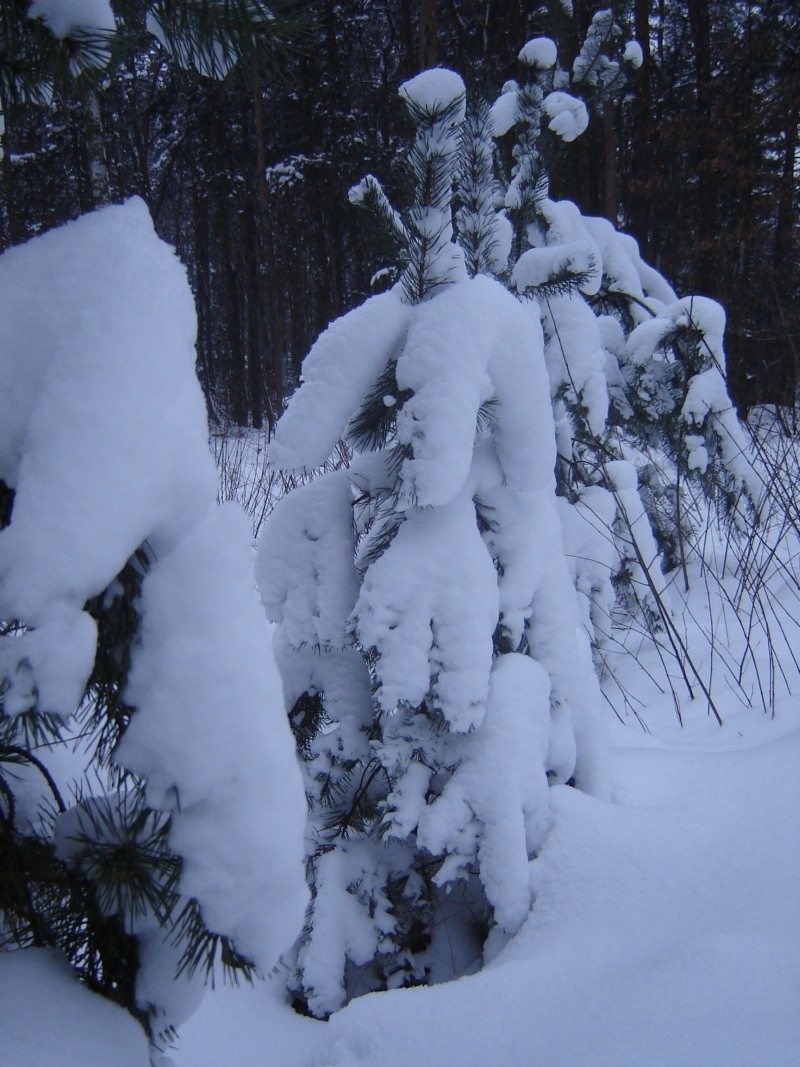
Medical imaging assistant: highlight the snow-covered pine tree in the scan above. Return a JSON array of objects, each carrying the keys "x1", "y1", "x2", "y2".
[
  {"x1": 258, "y1": 67, "x2": 607, "y2": 1020},
  {"x1": 487, "y1": 35, "x2": 761, "y2": 675},
  {"x1": 0, "y1": 199, "x2": 307, "y2": 1046}
]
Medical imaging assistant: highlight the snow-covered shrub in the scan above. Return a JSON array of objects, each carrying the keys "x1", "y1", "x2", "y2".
[
  {"x1": 258, "y1": 68, "x2": 607, "y2": 1019},
  {"x1": 487, "y1": 37, "x2": 761, "y2": 680},
  {"x1": 0, "y1": 199, "x2": 306, "y2": 1042}
]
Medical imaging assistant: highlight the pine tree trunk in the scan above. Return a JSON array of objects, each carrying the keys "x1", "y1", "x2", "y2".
[
  {"x1": 773, "y1": 98, "x2": 798, "y2": 275},
  {"x1": 603, "y1": 98, "x2": 617, "y2": 224},
  {"x1": 0, "y1": 105, "x2": 21, "y2": 245},
  {"x1": 419, "y1": 0, "x2": 438, "y2": 69},
  {"x1": 629, "y1": 0, "x2": 652, "y2": 246},
  {"x1": 687, "y1": 0, "x2": 712, "y2": 291},
  {"x1": 399, "y1": 0, "x2": 415, "y2": 77},
  {"x1": 80, "y1": 81, "x2": 110, "y2": 207}
]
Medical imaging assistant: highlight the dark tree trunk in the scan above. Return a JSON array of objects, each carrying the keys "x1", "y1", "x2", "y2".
[
  {"x1": 419, "y1": 0, "x2": 438, "y2": 69},
  {"x1": 628, "y1": 0, "x2": 652, "y2": 246}
]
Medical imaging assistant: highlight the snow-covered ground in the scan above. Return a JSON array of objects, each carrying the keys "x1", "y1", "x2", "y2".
[
  {"x1": 6, "y1": 690, "x2": 797, "y2": 1066},
  {"x1": 4, "y1": 416, "x2": 799, "y2": 1066},
  {"x1": 167, "y1": 693, "x2": 800, "y2": 1067}
]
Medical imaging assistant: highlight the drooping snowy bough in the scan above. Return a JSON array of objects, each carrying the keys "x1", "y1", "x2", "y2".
[
  {"x1": 258, "y1": 69, "x2": 608, "y2": 1018},
  {"x1": 0, "y1": 199, "x2": 306, "y2": 1038}
]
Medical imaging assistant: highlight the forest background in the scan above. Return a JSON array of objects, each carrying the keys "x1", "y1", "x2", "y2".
[{"x1": 2, "y1": 0, "x2": 798, "y2": 430}]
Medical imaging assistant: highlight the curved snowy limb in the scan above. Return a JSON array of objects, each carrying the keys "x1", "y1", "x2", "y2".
[
  {"x1": 354, "y1": 485, "x2": 498, "y2": 733},
  {"x1": 256, "y1": 469, "x2": 357, "y2": 650},
  {"x1": 270, "y1": 290, "x2": 411, "y2": 474}
]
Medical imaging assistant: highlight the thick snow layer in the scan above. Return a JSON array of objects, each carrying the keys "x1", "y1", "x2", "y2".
[
  {"x1": 542, "y1": 91, "x2": 589, "y2": 142},
  {"x1": 393, "y1": 275, "x2": 555, "y2": 506},
  {"x1": 616, "y1": 232, "x2": 677, "y2": 306},
  {"x1": 0, "y1": 199, "x2": 216, "y2": 715},
  {"x1": 682, "y1": 367, "x2": 762, "y2": 503},
  {"x1": 490, "y1": 84, "x2": 518, "y2": 137},
  {"x1": 173, "y1": 700, "x2": 800, "y2": 1067},
  {"x1": 628, "y1": 295, "x2": 726, "y2": 370},
  {"x1": 418, "y1": 653, "x2": 552, "y2": 935},
  {"x1": 512, "y1": 240, "x2": 599, "y2": 295},
  {"x1": 393, "y1": 278, "x2": 497, "y2": 506},
  {"x1": 1, "y1": 949, "x2": 148, "y2": 1067},
  {"x1": 623, "y1": 40, "x2": 644, "y2": 68},
  {"x1": 271, "y1": 290, "x2": 411, "y2": 472},
  {"x1": 399, "y1": 69, "x2": 466, "y2": 117},
  {"x1": 256, "y1": 470, "x2": 358, "y2": 649},
  {"x1": 518, "y1": 37, "x2": 558, "y2": 69},
  {"x1": 0, "y1": 199, "x2": 306, "y2": 1021},
  {"x1": 118, "y1": 504, "x2": 308, "y2": 974},
  {"x1": 0, "y1": 606, "x2": 96, "y2": 718},
  {"x1": 582, "y1": 215, "x2": 649, "y2": 312},
  {"x1": 354, "y1": 486, "x2": 499, "y2": 731},
  {"x1": 28, "y1": 0, "x2": 115, "y2": 37},
  {"x1": 541, "y1": 293, "x2": 609, "y2": 438},
  {"x1": 0, "y1": 198, "x2": 216, "y2": 616}
]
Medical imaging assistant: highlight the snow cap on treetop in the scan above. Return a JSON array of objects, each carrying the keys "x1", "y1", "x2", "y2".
[
  {"x1": 518, "y1": 38, "x2": 558, "y2": 70},
  {"x1": 400, "y1": 68, "x2": 466, "y2": 120}
]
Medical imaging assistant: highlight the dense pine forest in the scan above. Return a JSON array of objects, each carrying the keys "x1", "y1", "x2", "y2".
[{"x1": 2, "y1": 1, "x2": 798, "y2": 425}]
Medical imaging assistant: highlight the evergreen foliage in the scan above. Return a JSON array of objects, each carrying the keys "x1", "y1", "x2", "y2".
[
  {"x1": 260, "y1": 64, "x2": 608, "y2": 1020},
  {"x1": 261, "y1": 36, "x2": 763, "y2": 1020}
]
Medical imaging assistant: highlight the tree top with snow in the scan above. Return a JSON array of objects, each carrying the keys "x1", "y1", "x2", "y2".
[
  {"x1": 400, "y1": 68, "x2": 466, "y2": 118},
  {"x1": 518, "y1": 38, "x2": 558, "y2": 70}
]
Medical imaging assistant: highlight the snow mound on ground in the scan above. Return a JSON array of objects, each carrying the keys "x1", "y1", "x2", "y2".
[
  {"x1": 1, "y1": 949, "x2": 149, "y2": 1067},
  {"x1": 172, "y1": 707, "x2": 800, "y2": 1066}
]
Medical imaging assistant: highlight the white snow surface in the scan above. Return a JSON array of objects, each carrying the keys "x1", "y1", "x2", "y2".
[
  {"x1": 542, "y1": 91, "x2": 589, "y2": 142},
  {"x1": 354, "y1": 486, "x2": 498, "y2": 732},
  {"x1": 623, "y1": 40, "x2": 644, "y2": 68},
  {"x1": 0, "y1": 198, "x2": 216, "y2": 709},
  {"x1": 512, "y1": 240, "x2": 599, "y2": 295},
  {"x1": 257, "y1": 470, "x2": 358, "y2": 650},
  {"x1": 490, "y1": 83, "x2": 518, "y2": 137},
  {"x1": 417, "y1": 652, "x2": 552, "y2": 935},
  {"x1": 118, "y1": 504, "x2": 308, "y2": 973},
  {"x1": 0, "y1": 199, "x2": 307, "y2": 1023},
  {"x1": 1, "y1": 948, "x2": 149, "y2": 1067},
  {"x1": 0, "y1": 198, "x2": 215, "y2": 609},
  {"x1": 518, "y1": 37, "x2": 558, "y2": 70},
  {"x1": 270, "y1": 289, "x2": 411, "y2": 472},
  {"x1": 172, "y1": 698, "x2": 800, "y2": 1066},
  {"x1": 399, "y1": 68, "x2": 466, "y2": 117},
  {"x1": 28, "y1": 0, "x2": 115, "y2": 37}
]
